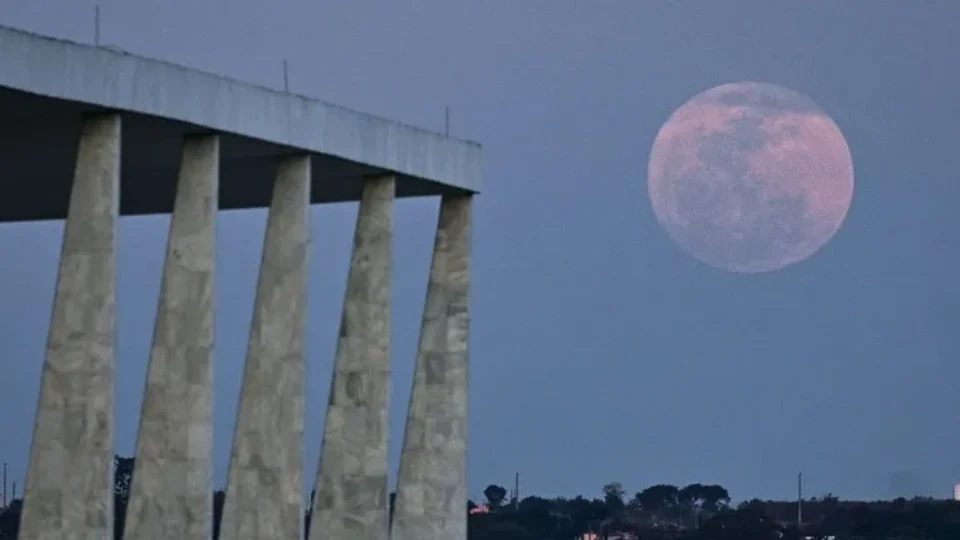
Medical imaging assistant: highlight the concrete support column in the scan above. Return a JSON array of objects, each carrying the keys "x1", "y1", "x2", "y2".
[
  {"x1": 391, "y1": 195, "x2": 472, "y2": 540},
  {"x1": 18, "y1": 114, "x2": 121, "y2": 540},
  {"x1": 309, "y1": 175, "x2": 395, "y2": 540},
  {"x1": 124, "y1": 135, "x2": 219, "y2": 539},
  {"x1": 220, "y1": 155, "x2": 311, "y2": 540}
]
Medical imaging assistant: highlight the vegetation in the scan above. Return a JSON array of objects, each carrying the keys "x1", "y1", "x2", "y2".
[
  {"x1": 467, "y1": 481, "x2": 960, "y2": 539},
  {"x1": 1, "y1": 457, "x2": 958, "y2": 539}
]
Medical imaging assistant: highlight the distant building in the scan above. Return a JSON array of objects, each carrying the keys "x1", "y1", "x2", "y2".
[
  {"x1": 954, "y1": 484, "x2": 960, "y2": 501},
  {"x1": 579, "y1": 534, "x2": 637, "y2": 540},
  {"x1": 469, "y1": 504, "x2": 491, "y2": 515}
]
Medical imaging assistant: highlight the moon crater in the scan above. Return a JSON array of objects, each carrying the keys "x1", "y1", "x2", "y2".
[{"x1": 647, "y1": 81, "x2": 855, "y2": 273}]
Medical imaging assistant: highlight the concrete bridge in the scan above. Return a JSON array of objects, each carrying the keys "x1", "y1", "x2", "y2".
[{"x1": 0, "y1": 24, "x2": 479, "y2": 540}]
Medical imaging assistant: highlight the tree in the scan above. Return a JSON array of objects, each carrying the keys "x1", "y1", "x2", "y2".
[
  {"x1": 699, "y1": 506, "x2": 784, "y2": 540},
  {"x1": 479, "y1": 520, "x2": 535, "y2": 540},
  {"x1": 678, "y1": 483, "x2": 704, "y2": 507},
  {"x1": 0, "y1": 499, "x2": 22, "y2": 538},
  {"x1": 113, "y1": 456, "x2": 135, "y2": 501},
  {"x1": 484, "y1": 484, "x2": 508, "y2": 510},
  {"x1": 678, "y1": 483, "x2": 706, "y2": 528},
  {"x1": 598, "y1": 482, "x2": 628, "y2": 536},
  {"x1": 602, "y1": 482, "x2": 626, "y2": 515},
  {"x1": 557, "y1": 495, "x2": 605, "y2": 536},
  {"x1": 212, "y1": 490, "x2": 225, "y2": 539},
  {"x1": 516, "y1": 496, "x2": 558, "y2": 538},
  {"x1": 113, "y1": 455, "x2": 135, "y2": 540},
  {"x1": 633, "y1": 484, "x2": 679, "y2": 519},
  {"x1": 699, "y1": 484, "x2": 731, "y2": 512}
]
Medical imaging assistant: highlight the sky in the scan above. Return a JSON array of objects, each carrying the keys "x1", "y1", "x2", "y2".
[{"x1": 0, "y1": 0, "x2": 958, "y2": 503}]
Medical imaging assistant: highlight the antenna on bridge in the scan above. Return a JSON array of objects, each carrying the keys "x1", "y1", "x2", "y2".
[
  {"x1": 282, "y1": 59, "x2": 290, "y2": 93},
  {"x1": 94, "y1": 5, "x2": 101, "y2": 46}
]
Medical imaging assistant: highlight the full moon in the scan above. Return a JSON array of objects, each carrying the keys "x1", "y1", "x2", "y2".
[{"x1": 647, "y1": 81, "x2": 854, "y2": 273}]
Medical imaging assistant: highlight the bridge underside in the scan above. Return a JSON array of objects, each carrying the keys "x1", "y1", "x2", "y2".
[{"x1": 0, "y1": 86, "x2": 467, "y2": 223}]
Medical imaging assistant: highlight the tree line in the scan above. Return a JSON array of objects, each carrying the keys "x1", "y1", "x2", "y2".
[
  {"x1": 2, "y1": 456, "x2": 959, "y2": 539},
  {"x1": 469, "y1": 481, "x2": 960, "y2": 540}
]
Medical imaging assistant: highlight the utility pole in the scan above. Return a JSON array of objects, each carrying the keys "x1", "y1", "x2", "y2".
[
  {"x1": 514, "y1": 472, "x2": 520, "y2": 510},
  {"x1": 797, "y1": 472, "x2": 804, "y2": 528},
  {"x1": 2, "y1": 462, "x2": 6, "y2": 507},
  {"x1": 444, "y1": 106, "x2": 450, "y2": 136}
]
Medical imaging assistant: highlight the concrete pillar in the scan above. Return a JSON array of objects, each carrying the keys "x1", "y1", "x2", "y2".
[
  {"x1": 219, "y1": 155, "x2": 311, "y2": 540},
  {"x1": 391, "y1": 195, "x2": 472, "y2": 540},
  {"x1": 309, "y1": 175, "x2": 394, "y2": 540},
  {"x1": 124, "y1": 135, "x2": 219, "y2": 539},
  {"x1": 18, "y1": 114, "x2": 121, "y2": 540}
]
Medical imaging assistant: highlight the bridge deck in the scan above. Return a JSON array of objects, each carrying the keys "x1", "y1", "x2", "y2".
[{"x1": 0, "y1": 25, "x2": 481, "y2": 221}]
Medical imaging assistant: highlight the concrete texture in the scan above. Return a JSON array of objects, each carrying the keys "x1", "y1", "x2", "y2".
[
  {"x1": 0, "y1": 24, "x2": 482, "y2": 215},
  {"x1": 18, "y1": 114, "x2": 120, "y2": 540},
  {"x1": 391, "y1": 196, "x2": 473, "y2": 540},
  {"x1": 220, "y1": 155, "x2": 311, "y2": 540},
  {"x1": 310, "y1": 175, "x2": 395, "y2": 540},
  {"x1": 124, "y1": 135, "x2": 219, "y2": 539}
]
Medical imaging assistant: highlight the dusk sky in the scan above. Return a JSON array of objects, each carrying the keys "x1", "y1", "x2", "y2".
[{"x1": 0, "y1": 0, "x2": 958, "y2": 503}]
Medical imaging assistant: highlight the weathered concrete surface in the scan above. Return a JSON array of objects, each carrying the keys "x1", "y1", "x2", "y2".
[
  {"x1": 124, "y1": 135, "x2": 219, "y2": 539},
  {"x1": 310, "y1": 175, "x2": 395, "y2": 540},
  {"x1": 18, "y1": 114, "x2": 120, "y2": 540},
  {"x1": 220, "y1": 155, "x2": 311, "y2": 540},
  {"x1": 391, "y1": 196, "x2": 472, "y2": 540}
]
